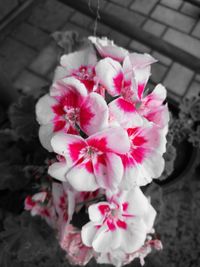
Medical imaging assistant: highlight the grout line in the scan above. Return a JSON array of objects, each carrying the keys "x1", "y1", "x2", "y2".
[
  {"x1": 26, "y1": 67, "x2": 51, "y2": 82},
  {"x1": 182, "y1": 72, "x2": 196, "y2": 98}
]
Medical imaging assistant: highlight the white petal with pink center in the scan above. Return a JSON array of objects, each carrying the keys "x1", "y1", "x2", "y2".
[
  {"x1": 138, "y1": 84, "x2": 170, "y2": 128},
  {"x1": 51, "y1": 133, "x2": 86, "y2": 165},
  {"x1": 48, "y1": 161, "x2": 69, "y2": 182},
  {"x1": 123, "y1": 53, "x2": 157, "y2": 71},
  {"x1": 49, "y1": 127, "x2": 130, "y2": 192},
  {"x1": 79, "y1": 92, "x2": 109, "y2": 136},
  {"x1": 50, "y1": 76, "x2": 88, "y2": 99},
  {"x1": 36, "y1": 76, "x2": 109, "y2": 151},
  {"x1": 54, "y1": 47, "x2": 97, "y2": 82},
  {"x1": 38, "y1": 123, "x2": 54, "y2": 152},
  {"x1": 89, "y1": 36, "x2": 128, "y2": 62},
  {"x1": 93, "y1": 152, "x2": 124, "y2": 192},
  {"x1": 81, "y1": 187, "x2": 156, "y2": 254},
  {"x1": 109, "y1": 97, "x2": 143, "y2": 128},
  {"x1": 36, "y1": 94, "x2": 56, "y2": 125},
  {"x1": 120, "y1": 123, "x2": 167, "y2": 188},
  {"x1": 123, "y1": 53, "x2": 156, "y2": 98}
]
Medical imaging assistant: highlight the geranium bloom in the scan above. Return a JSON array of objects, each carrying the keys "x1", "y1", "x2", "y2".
[
  {"x1": 96, "y1": 54, "x2": 169, "y2": 128},
  {"x1": 89, "y1": 36, "x2": 128, "y2": 62},
  {"x1": 36, "y1": 77, "x2": 108, "y2": 151},
  {"x1": 48, "y1": 127, "x2": 130, "y2": 192},
  {"x1": 120, "y1": 122, "x2": 167, "y2": 188},
  {"x1": 54, "y1": 47, "x2": 98, "y2": 93},
  {"x1": 81, "y1": 187, "x2": 156, "y2": 254}
]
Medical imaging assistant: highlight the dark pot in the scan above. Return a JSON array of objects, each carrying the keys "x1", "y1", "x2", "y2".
[{"x1": 155, "y1": 98, "x2": 199, "y2": 189}]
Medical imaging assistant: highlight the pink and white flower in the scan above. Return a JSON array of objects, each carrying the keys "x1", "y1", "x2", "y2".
[
  {"x1": 96, "y1": 54, "x2": 169, "y2": 128},
  {"x1": 48, "y1": 127, "x2": 130, "y2": 192},
  {"x1": 36, "y1": 77, "x2": 109, "y2": 151},
  {"x1": 89, "y1": 36, "x2": 128, "y2": 62},
  {"x1": 120, "y1": 122, "x2": 167, "y2": 188},
  {"x1": 54, "y1": 46, "x2": 97, "y2": 92},
  {"x1": 81, "y1": 187, "x2": 156, "y2": 254}
]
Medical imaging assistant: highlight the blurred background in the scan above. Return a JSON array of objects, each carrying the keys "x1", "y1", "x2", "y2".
[{"x1": 0, "y1": 1, "x2": 200, "y2": 267}]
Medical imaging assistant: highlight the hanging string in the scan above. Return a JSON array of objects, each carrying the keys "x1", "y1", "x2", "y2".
[
  {"x1": 88, "y1": 0, "x2": 101, "y2": 36},
  {"x1": 88, "y1": 0, "x2": 94, "y2": 14},
  {"x1": 94, "y1": 0, "x2": 100, "y2": 36}
]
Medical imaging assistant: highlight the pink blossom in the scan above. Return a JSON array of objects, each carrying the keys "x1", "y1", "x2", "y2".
[
  {"x1": 81, "y1": 187, "x2": 156, "y2": 254},
  {"x1": 119, "y1": 122, "x2": 167, "y2": 187},
  {"x1": 59, "y1": 224, "x2": 93, "y2": 266},
  {"x1": 48, "y1": 127, "x2": 130, "y2": 192},
  {"x1": 96, "y1": 54, "x2": 169, "y2": 129},
  {"x1": 89, "y1": 36, "x2": 128, "y2": 62},
  {"x1": 54, "y1": 47, "x2": 97, "y2": 92},
  {"x1": 36, "y1": 77, "x2": 109, "y2": 151}
]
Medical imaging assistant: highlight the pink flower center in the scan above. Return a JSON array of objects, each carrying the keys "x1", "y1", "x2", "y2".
[
  {"x1": 73, "y1": 66, "x2": 95, "y2": 82},
  {"x1": 121, "y1": 85, "x2": 134, "y2": 101},
  {"x1": 98, "y1": 202, "x2": 134, "y2": 231},
  {"x1": 63, "y1": 106, "x2": 80, "y2": 123},
  {"x1": 80, "y1": 146, "x2": 102, "y2": 160}
]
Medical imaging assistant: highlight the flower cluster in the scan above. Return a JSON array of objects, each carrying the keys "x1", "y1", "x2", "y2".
[{"x1": 25, "y1": 37, "x2": 169, "y2": 266}]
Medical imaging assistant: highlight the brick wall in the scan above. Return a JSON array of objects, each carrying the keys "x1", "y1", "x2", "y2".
[{"x1": 0, "y1": 0, "x2": 25, "y2": 22}]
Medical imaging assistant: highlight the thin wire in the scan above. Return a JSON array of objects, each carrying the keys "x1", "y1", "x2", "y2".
[
  {"x1": 93, "y1": 0, "x2": 100, "y2": 36},
  {"x1": 88, "y1": 0, "x2": 101, "y2": 36},
  {"x1": 88, "y1": 0, "x2": 95, "y2": 14}
]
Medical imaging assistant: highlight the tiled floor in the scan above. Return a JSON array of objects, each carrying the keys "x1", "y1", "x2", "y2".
[{"x1": 0, "y1": 0, "x2": 199, "y2": 102}]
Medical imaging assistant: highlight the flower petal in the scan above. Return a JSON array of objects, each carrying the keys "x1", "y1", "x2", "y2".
[
  {"x1": 88, "y1": 202, "x2": 110, "y2": 222},
  {"x1": 143, "y1": 203, "x2": 156, "y2": 233},
  {"x1": 92, "y1": 225, "x2": 121, "y2": 252},
  {"x1": 51, "y1": 132, "x2": 86, "y2": 164},
  {"x1": 143, "y1": 104, "x2": 170, "y2": 128},
  {"x1": 80, "y1": 92, "x2": 109, "y2": 136},
  {"x1": 36, "y1": 94, "x2": 57, "y2": 125},
  {"x1": 95, "y1": 57, "x2": 123, "y2": 96},
  {"x1": 53, "y1": 66, "x2": 67, "y2": 82},
  {"x1": 67, "y1": 159, "x2": 99, "y2": 191},
  {"x1": 48, "y1": 162, "x2": 69, "y2": 181},
  {"x1": 109, "y1": 98, "x2": 143, "y2": 128},
  {"x1": 120, "y1": 218, "x2": 147, "y2": 253},
  {"x1": 50, "y1": 76, "x2": 88, "y2": 101},
  {"x1": 124, "y1": 53, "x2": 157, "y2": 70},
  {"x1": 120, "y1": 187, "x2": 149, "y2": 217},
  {"x1": 144, "y1": 84, "x2": 167, "y2": 107},
  {"x1": 52, "y1": 182, "x2": 65, "y2": 215},
  {"x1": 122, "y1": 148, "x2": 165, "y2": 187},
  {"x1": 38, "y1": 124, "x2": 54, "y2": 152},
  {"x1": 134, "y1": 66, "x2": 151, "y2": 99},
  {"x1": 87, "y1": 127, "x2": 130, "y2": 154},
  {"x1": 60, "y1": 47, "x2": 97, "y2": 69},
  {"x1": 93, "y1": 153, "x2": 123, "y2": 192},
  {"x1": 89, "y1": 36, "x2": 128, "y2": 62},
  {"x1": 81, "y1": 221, "x2": 98, "y2": 247}
]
